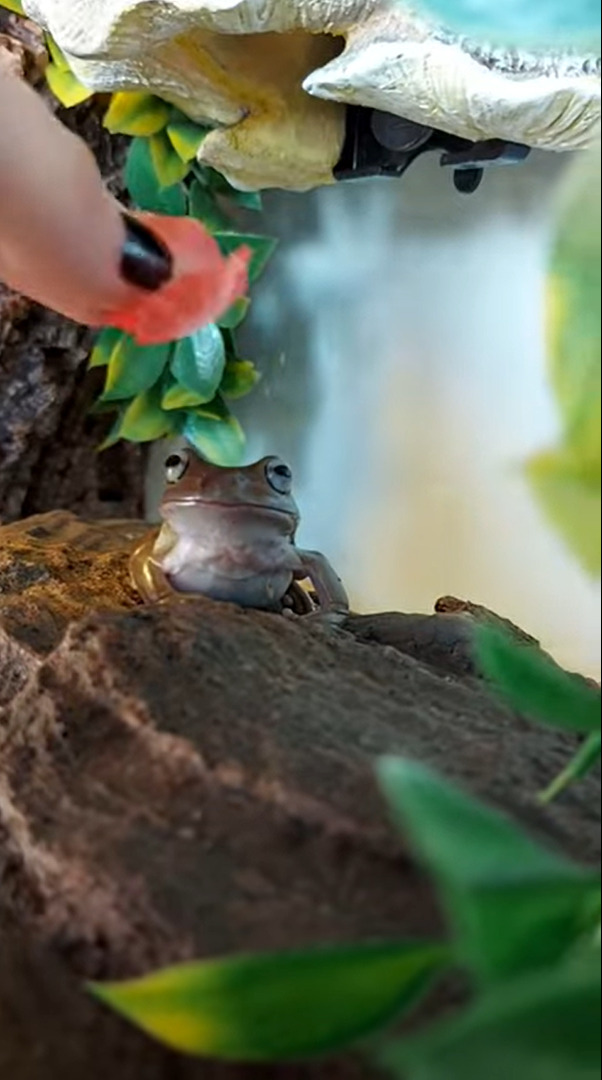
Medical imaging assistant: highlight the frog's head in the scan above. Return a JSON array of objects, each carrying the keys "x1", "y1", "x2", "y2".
[{"x1": 160, "y1": 446, "x2": 300, "y2": 528}]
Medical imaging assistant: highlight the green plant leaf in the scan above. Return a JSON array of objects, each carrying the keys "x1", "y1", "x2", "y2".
[
  {"x1": 182, "y1": 407, "x2": 245, "y2": 466},
  {"x1": 124, "y1": 138, "x2": 187, "y2": 215},
  {"x1": 90, "y1": 939, "x2": 446, "y2": 1061},
  {"x1": 88, "y1": 328, "x2": 123, "y2": 369},
  {"x1": 161, "y1": 376, "x2": 209, "y2": 411},
  {"x1": 220, "y1": 360, "x2": 260, "y2": 400},
  {"x1": 115, "y1": 385, "x2": 175, "y2": 443},
  {"x1": 188, "y1": 181, "x2": 230, "y2": 231},
  {"x1": 0, "y1": 1, "x2": 25, "y2": 13},
  {"x1": 103, "y1": 91, "x2": 170, "y2": 136},
  {"x1": 540, "y1": 731, "x2": 602, "y2": 804},
  {"x1": 213, "y1": 232, "x2": 277, "y2": 283},
  {"x1": 526, "y1": 449, "x2": 601, "y2": 577},
  {"x1": 166, "y1": 119, "x2": 209, "y2": 162},
  {"x1": 216, "y1": 298, "x2": 251, "y2": 330},
  {"x1": 101, "y1": 336, "x2": 170, "y2": 402},
  {"x1": 382, "y1": 953, "x2": 601, "y2": 1080},
  {"x1": 473, "y1": 624, "x2": 601, "y2": 734},
  {"x1": 227, "y1": 189, "x2": 263, "y2": 213},
  {"x1": 170, "y1": 325, "x2": 226, "y2": 403},
  {"x1": 377, "y1": 757, "x2": 600, "y2": 984},
  {"x1": 149, "y1": 130, "x2": 191, "y2": 189},
  {"x1": 45, "y1": 62, "x2": 93, "y2": 107}
]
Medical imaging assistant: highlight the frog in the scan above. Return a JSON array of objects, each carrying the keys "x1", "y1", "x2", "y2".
[{"x1": 129, "y1": 446, "x2": 349, "y2": 617}]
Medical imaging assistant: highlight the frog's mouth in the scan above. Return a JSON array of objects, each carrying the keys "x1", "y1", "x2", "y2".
[{"x1": 163, "y1": 497, "x2": 295, "y2": 518}]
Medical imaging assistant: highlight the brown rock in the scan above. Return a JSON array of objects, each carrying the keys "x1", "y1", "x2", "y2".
[{"x1": 0, "y1": 513, "x2": 599, "y2": 1080}]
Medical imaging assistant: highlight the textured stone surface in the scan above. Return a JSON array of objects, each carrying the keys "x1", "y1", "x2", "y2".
[
  {"x1": 0, "y1": 512, "x2": 599, "y2": 1080},
  {"x1": 24, "y1": 0, "x2": 601, "y2": 191}
]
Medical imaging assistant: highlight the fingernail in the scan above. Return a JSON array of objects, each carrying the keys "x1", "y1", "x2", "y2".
[{"x1": 119, "y1": 212, "x2": 173, "y2": 290}]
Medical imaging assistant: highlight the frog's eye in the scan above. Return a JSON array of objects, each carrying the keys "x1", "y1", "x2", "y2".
[
  {"x1": 265, "y1": 458, "x2": 292, "y2": 495},
  {"x1": 165, "y1": 451, "x2": 189, "y2": 484}
]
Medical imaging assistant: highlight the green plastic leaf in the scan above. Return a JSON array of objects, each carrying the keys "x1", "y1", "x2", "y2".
[
  {"x1": 213, "y1": 232, "x2": 277, "y2": 283},
  {"x1": 526, "y1": 449, "x2": 601, "y2": 577},
  {"x1": 103, "y1": 92, "x2": 170, "y2": 137},
  {"x1": 377, "y1": 757, "x2": 600, "y2": 984},
  {"x1": 540, "y1": 731, "x2": 602, "y2": 804},
  {"x1": 382, "y1": 953, "x2": 601, "y2": 1080},
  {"x1": 474, "y1": 624, "x2": 601, "y2": 734},
  {"x1": 149, "y1": 130, "x2": 191, "y2": 189},
  {"x1": 102, "y1": 336, "x2": 170, "y2": 403},
  {"x1": 124, "y1": 138, "x2": 186, "y2": 215},
  {"x1": 90, "y1": 939, "x2": 446, "y2": 1061},
  {"x1": 0, "y1": 1, "x2": 25, "y2": 13},
  {"x1": 161, "y1": 376, "x2": 209, "y2": 411},
  {"x1": 170, "y1": 325, "x2": 226, "y2": 403},
  {"x1": 45, "y1": 62, "x2": 93, "y2": 107},
  {"x1": 188, "y1": 180, "x2": 230, "y2": 231},
  {"x1": 117, "y1": 385, "x2": 175, "y2": 443},
  {"x1": 217, "y1": 298, "x2": 251, "y2": 330},
  {"x1": 227, "y1": 189, "x2": 263, "y2": 213},
  {"x1": 166, "y1": 119, "x2": 209, "y2": 162},
  {"x1": 182, "y1": 407, "x2": 245, "y2": 466},
  {"x1": 220, "y1": 360, "x2": 260, "y2": 400},
  {"x1": 44, "y1": 35, "x2": 70, "y2": 71},
  {"x1": 88, "y1": 328, "x2": 123, "y2": 369}
]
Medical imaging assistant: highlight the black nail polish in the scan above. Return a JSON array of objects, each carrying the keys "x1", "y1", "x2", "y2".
[{"x1": 119, "y1": 212, "x2": 173, "y2": 290}]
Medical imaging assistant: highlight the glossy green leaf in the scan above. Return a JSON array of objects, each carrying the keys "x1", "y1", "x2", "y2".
[
  {"x1": 101, "y1": 336, "x2": 170, "y2": 402},
  {"x1": 220, "y1": 360, "x2": 260, "y2": 400},
  {"x1": 124, "y1": 138, "x2": 187, "y2": 215},
  {"x1": 227, "y1": 189, "x2": 263, "y2": 213},
  {"x1": 216, "y1": 298, "x2": 251, "y2": 330},
  {"x1": 117, "y1": 385, "x2": 175, "y2": 443},
  {"x1": 0, "y1": 1, "x2": 25, "y2": 13},
  {"x1": 377, "y1": 757, "x2": 600, "y2": 983},
  {"x1": 540, "y1": 731, "x2": 602, "y2": 804},
  {"x1": 170, "y1": 325, "x2": 226, "y2": 403},
  {"x1": 474, "y1": 624, "x2": 601, "y2": 734},
  {"x1": 149, "y1": 130, "x2": 191, "y2": 189},
  {"x1": 213, "y1": 232, "x2": 277, "y2": 283},
  {"x1": 166, "y1": 119, "x2": 209, "y2": 162},
  {"x1": 45, "y1": 62, "x2": 93, "y2": 107},
  {"x1": 382, "y1": 953, "x2": 601, "y2": 1080},
  {"x1": 88, "y1": 328, "x2": 123, "y2": 369},
  {"x1": 161, "y1": 376, "x2": 208, "y2": 411},
  {"x1": 90, "y1": 939, "x2": 446, "y2": 1061},
  {"x1": 188, "y1": 180, "x2": 230, "y2": 231},
  {"x1": 103, "y1": 92, "x2": 170, "y2": 137},
  {"x1": 526, "y1": 449, "x2": 601, "y2": 577},
  {"x1": 182, "y1": 407, "x2": 245, "y2": 466}
]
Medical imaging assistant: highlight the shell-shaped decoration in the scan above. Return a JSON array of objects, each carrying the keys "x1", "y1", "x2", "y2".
[{"x1": 24, "y1": 0, "x2": 602, "y2": 190}]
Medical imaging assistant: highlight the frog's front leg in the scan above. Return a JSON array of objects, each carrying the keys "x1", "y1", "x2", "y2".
[
  {"x1": 294, "y1": 549, "x2": 349, "y2": 622},
  {"x1": 129, "y1": 530, "x2": 174, "y2": 604}
]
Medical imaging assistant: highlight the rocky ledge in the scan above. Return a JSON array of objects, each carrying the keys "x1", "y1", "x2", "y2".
[{"x1": 0, "y1": 511, "x2": 599, "y2": 1080}]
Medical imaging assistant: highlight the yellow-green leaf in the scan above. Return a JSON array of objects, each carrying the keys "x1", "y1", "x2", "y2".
[
  {"x1": 182, "y1": 408, "x2": 245, "y2": 466},
  {"x1": 220, "y1": 359, "x2": 260, "y2": 400},
  {"x1": 166, "y1": 119, "x2": 209, "y2": 162},
  {"x1": 0, "y1": 1, "x2": 24, "y2": 14},
  {"x1": 119, "y1": 386, "x2": 175, "y2": 443},
  {"x1": 89, "y1": 940, "x2": 446, "y2": 1061},
  {"x1": 188, "y1": 180, "x2": 229, "y2": 232},
  {"x1": 170, "y1": 326, "x2": 226, "y2": 403},
  {"x1": 124, "y1": 137, "x2": 187, "y2": 215},
  {"x1": 103, "y1": 92, "x2": 170, "y2": 137},
  {"x1": 102, "y1": 336, "x2": 170, "y2": 402},
  {"x1": 526, "y1": 449, "x2": 601, "y2": 577},
  {"x1": 45, "y1": 62, "x2": 94, "y2": 108},
  {"x1": 149, "y1": 130, "x2": 191, "y2": 189},
  {"x1": 161, "y1": 378, "x2": 208, "y2": 411},
  {"x1": 88, "y1": 328, "x2": 123, "y2": 369}
]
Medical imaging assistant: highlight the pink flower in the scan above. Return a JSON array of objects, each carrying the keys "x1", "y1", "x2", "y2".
[{"x1": 104, "y1": 213, "x2": 250, "y2": 345}]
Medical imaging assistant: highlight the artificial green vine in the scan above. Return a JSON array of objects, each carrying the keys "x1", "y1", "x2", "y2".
[{"x1": 2, "y1": 4, "x2": 276, "y2": 464}]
